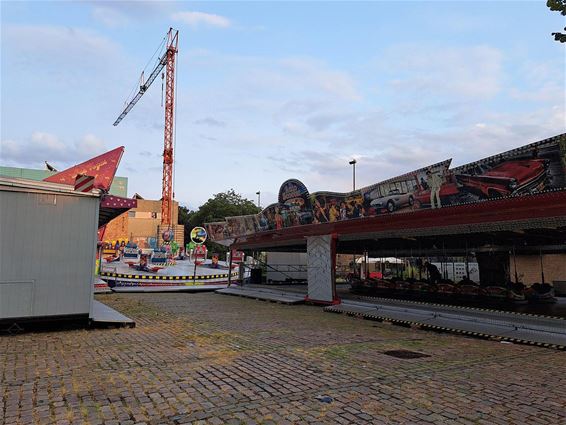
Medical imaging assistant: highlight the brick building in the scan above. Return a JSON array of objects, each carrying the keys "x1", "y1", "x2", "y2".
[{"x1": 103, "y1": 195, "x2": 184, "y2": 248}]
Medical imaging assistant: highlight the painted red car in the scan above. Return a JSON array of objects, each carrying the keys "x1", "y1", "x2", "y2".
[
  {"x1": 455, "y1": 159, "x2": 549, "y2": 199},
  {"x1": 412, "y1": 174, "x2": 461, "y2": 208},
  {"x1": 413, "y1": 183, "x2": 460, "y2": 208}
]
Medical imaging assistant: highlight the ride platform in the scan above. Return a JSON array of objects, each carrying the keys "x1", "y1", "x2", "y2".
[
  {"x1": 90, "y1": 300, "x2": 135, "y2": 328},
  {"x1": 325, "y1": 298, "x2": 566, "y2": 349},
  {"x1": 216, "y1": 286, "x2": 306, "y2": 304},
  {"x1": 99, "y1": 258, "x2": 238, "y2": 292}
]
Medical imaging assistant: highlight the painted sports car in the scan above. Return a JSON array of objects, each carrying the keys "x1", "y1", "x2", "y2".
[
  {"x1": 455, "y1": 159, "x2": 549, "y2": 199},
  {"x1": 369, "y1": 188, "x2": 414, "y2": 213}
]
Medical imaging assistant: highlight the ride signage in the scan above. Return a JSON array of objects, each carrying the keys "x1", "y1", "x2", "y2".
[
  {"x1": 190, "y1": 226, "x2": 208, "y2": 245},
  {"x1": 205, "y1": 133, "x2": 566, "y2": 241}
]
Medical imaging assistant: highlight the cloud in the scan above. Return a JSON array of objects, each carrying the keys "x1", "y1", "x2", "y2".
[
  {"x1": 280, "y1": 58, "x2": 361, "y2": 101},
  {"x1": 382, "y1": 44, "x2": 503, "y2": 100},
  {"x1": 76, "y1": 133, "x2": 106, "y2": 155},
  {"x1": 273, "y1": 146, "x2": 448, "y2": 194},
  {"x1": 184, "y1": 51, "x2": 360, "y2": 102},
  {"x1": 172, "y1": 11, "x2": 231, "y2": 28},
  {"x1": 0, "y1": 132, "x2": 108, "y2": 167},
  {"x1": 509, "y1": 82, "x2": 564, "y2": 103},
  {"x1": 243, "y1": 57, "x2": 360, "y2": 102},
  {"x1": 3, "y1": 25, "x2": 119, "y2": 64},
  {"x1": 87, "y1": 1, "x2": 172, "y2": 27},
  {"x1": 2, "y1": 24, "x2": 125, "y2": 88},
  {"x1": 507, "y1": 60, "x2": 565, "y2": 103},
  {"x1": 91, "y1": 5, "x2": 130, "y2": 27},
  {"x1": 194, "y1": 117, "x2": 226, "y2": 127}
]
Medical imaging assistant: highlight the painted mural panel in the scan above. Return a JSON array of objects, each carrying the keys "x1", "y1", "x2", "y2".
[
  {"x1": 362, "y1": 159, "x2": 453, "y2": 214},
  {"x1": 206, "y1": 134, "x2": 566, "y2": 242},
  {"x1": 206, "y1": 222, "x2": 228, "y2": 241},
  {"x1": 449, "y1": 135, "x2": 566, "y2": 202}
]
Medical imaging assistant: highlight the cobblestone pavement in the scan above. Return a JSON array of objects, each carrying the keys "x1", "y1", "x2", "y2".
[{"x1": 2, "y1": 293, "x2": 565, "y2": 425}]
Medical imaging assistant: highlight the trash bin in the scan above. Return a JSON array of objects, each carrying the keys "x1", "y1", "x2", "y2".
[{"x1": 250, "y1": 268, "x2": 262, "y2": 284}]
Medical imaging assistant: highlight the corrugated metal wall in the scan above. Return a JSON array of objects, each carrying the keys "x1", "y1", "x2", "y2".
[{"x1": 0, "y1": 190, "x2": 98, "y2": 319}]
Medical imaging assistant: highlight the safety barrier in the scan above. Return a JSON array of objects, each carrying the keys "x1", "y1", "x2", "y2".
[{"x1": 99, "y1": 271, "x2": 238, "y2": 281}]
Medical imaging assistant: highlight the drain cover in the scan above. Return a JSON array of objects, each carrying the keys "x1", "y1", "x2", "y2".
[{"x1": 382, "y1": 350, "x2": 430, "y2": 359}]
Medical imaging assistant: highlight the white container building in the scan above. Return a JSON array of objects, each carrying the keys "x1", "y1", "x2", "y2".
[{"x1": 0, "y1": 177, "x2": 100, "y2": 325}]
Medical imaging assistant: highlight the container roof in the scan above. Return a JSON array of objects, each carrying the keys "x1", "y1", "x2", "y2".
[{"x1": 0, "y1": 176, "x2": 100, "y2": 197}]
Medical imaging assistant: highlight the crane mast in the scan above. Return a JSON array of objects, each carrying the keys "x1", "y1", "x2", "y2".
[
  {"x1": 161, "y1": 29, "x2": 178, "y2": 228},
  {"x1": 113, "y1": 28, "x2": 179, "y2": 230}
]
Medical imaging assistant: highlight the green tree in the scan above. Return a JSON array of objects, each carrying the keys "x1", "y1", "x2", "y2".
[
  {"x1": 177, "y1": 204, "x2": 194, "y2": 245},
  {"x1": 184, "y1": 189, "x2": 260, "y2": 257},
  {"x1": 548, "y1": 0, "x2": 566, "y2": 42}
]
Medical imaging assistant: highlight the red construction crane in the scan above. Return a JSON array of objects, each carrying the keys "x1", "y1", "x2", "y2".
[{"x1": 113, "y1": 28, "x2": 179, "y2": 229}]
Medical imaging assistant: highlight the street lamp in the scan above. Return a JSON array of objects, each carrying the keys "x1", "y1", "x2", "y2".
[
  {"x1": 256, "y1": 191, "x2": 261, "y2": 208},
  {"x1": 348, "y1": 159, "x2": 358, "y2": 275},
  {"x1": 349, "y1": 159, "x2": 357, "y2": 191}
]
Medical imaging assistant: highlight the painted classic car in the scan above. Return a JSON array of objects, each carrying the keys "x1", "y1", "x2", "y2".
[
  {"x1": 370, "y1": 188, "x2": 414, "y2": 212},
  {"x1": 455, "y1": 159, "x2": 549, "y2": 199},
  {"x1": 413, "y1": 182, "x2": 461, "y2": 208}
]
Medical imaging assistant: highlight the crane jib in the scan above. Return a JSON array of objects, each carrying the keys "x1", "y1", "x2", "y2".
[{"x1": 112, "y1": 50, "x2": 168, "y2": 126}]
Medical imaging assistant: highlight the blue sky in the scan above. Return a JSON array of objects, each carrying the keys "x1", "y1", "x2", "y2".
[{"x1": 2, "y1": 1, "x2": 564, "y2": 209}]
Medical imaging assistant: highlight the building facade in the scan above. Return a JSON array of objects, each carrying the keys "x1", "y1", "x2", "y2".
[{"x1": 105, "y1": 198, "x2": 184, "y2": 248}]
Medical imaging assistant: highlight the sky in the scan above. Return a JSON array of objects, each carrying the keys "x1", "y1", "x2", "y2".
[{"x1": 1, "y1": 1, "x2": 565, "y2": 210}]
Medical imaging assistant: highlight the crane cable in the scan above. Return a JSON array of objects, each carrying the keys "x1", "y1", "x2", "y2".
[
  {"x1": 122, "y1": 34, "x2": 167, "y2": 106},
  {"x1": 161, "y1": 72, "x2": 164, "y2": 107}
]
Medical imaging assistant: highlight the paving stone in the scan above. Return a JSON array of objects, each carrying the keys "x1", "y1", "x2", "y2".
[{"x1": 0, "y1": 292, "x2": 564, "y2": 425}]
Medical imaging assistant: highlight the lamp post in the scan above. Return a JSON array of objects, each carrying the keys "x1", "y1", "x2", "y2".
[
  {"x1": 349, "y1": 159, "x2": 357, "y2": 191},
  {"x1": 348, "y1": 159, "x2": 357, "y2": 275},
  {"x1": 256, "y1": 191, "x2": 261, "y2": 209}
]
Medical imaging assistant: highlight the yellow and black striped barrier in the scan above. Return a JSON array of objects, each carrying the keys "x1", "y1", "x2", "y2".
[{"x1": 100, "y1": 271, "x2": 238, "y2": 281}]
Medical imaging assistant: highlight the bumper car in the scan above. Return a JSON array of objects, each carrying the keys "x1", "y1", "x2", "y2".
[
  {"x1": 409, "y1": 279, "x2": 432, "y2": 296},
  {"x1": 392, "y1": 279, "x2": 411, "y2": 294},
  {"x1": 507, "y1": 282, "x2": 527, "y2": 303},
  {"x1": 349, "y1": 277, "x2": 368, "y2": 294},
  {"x1": 368, "y1": 278, "x2": 394, "y2": 294},
  {"x1": 525, "y1": 283, "x2": 557, "y2": 304},
  {"x1": 436, "y1": 279, "x2": 457, "y2": 297},
  {"x1": 479, "y1": 284, "x2": 508, "y2": 301},
  {"x1": 455, "y1": 279, "x2": 480, "y2": 298}
]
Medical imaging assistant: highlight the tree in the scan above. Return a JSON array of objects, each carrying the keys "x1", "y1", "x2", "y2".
[
  {"x1": 183, "y1": 189, "x2": 260, "y2": 257},
  {"x1": 177, "y1": 205, "x2": 194, "y2": 245},
  {"x1": 548, "y1": 0, "x2": 566, "y2": 42}
]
